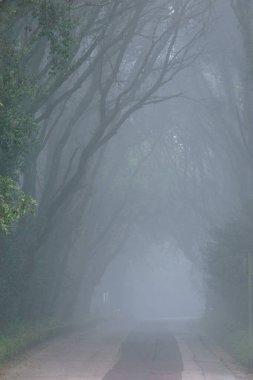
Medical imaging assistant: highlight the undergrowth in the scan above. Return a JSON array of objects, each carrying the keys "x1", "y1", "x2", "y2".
[
  {"x1": 203, "y1": 314, "x2": 251, "y2": 368},
  {"x1": 0, "y1": 319, "x2": 60, "y2": 364}
]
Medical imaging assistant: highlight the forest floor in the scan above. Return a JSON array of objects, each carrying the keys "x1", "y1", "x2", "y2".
[{"x1": 0, "y1": 318, "x2": 251, "y2": 380}]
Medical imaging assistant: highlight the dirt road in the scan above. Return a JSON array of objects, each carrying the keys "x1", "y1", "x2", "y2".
[{"x1": 0, "y1": 320, "x2": 249, "y2": 380}]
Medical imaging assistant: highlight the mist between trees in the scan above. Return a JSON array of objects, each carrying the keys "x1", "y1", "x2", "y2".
[{"x1": 1, "y1": 0, "x2": 253, "y2": 364}]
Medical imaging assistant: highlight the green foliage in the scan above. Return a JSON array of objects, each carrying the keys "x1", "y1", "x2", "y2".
[
  {"x1": 203, "y1": 313, "x2": 250, "y2": 367},
  {"x1": 0, "y1": 0, "x2": 75, "y2": 328},
  {"x1": 0, "y1": 1, "x2": 74, "y2": 174},
  {"x1": 0, "y1": 176, "x2": 36, "y2": 233},
  {"x1": 204, "y1": 203, "x2": 253, "y2": 322},
  {"x1": 224, "y1": 328, "x2": 250, "y2": 366},
  {"x1": 36, "y1": 1, "x2": 73, "y2": 73},
  {"x1": 203, "y1": 201, "x2": 253, "y2": 366},
  {"x1": 0, "y1": 41, "x2": 36, "y2": 177},
  {"x1": 0, "y1": 1, "x2": 74, "y2": 231},
  {"x1": 0, "y1": 45, "x2": 37, "y2": 230},
  {"x1": 0, "y1": 319, "x2": 60, "y2": 364}
]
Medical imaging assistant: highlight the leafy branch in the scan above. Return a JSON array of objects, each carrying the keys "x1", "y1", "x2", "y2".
[{"x1": 0, "y1": 176, "x2": 36, "y2": 234}]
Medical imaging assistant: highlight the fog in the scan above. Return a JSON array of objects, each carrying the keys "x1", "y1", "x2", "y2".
[
  {"x1": 2, "y1": 1, "x2": 253, "y2": 374},
  {"x1": 93, "y1": 243, "x2": 203, "y2": 320}
]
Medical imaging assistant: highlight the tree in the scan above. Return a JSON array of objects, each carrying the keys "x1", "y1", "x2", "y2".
[{"x1": 0, "y1": 0, "x2": 213, "y2": 323}]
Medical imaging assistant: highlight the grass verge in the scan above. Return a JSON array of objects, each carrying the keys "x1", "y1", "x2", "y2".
[
  {"x1": 0, "y1": 319, "x2": 62, "y2": 365},
  {"x1": 203, "y1": 315, "x2": 250, "y2": 368},
  {"x1": 223, "y1": 328, "x2": 250, "y2": 367}
]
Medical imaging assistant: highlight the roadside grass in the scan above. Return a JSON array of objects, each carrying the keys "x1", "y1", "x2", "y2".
[
  {"x1": 203, "y1": 315, "x2": 250, "y2": 368},
  {"x1": 0, "y1": 319, "x2": 61, "y2": 364},
  {"x1": 223, "y1": 328, "x2": 250, "y2": 367}
]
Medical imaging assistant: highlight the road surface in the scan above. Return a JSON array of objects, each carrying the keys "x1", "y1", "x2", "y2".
[{"x1": 0, "y1": 319, "x2": 249, "y2": 380}]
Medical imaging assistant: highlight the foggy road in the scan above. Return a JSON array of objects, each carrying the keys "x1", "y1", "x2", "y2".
[
  {"x1": 0, "y1": 320, "x2": 248, "y2": 380},
  {"x1": 103, "y1": 322, "x2": 182, "y2": 380}
]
